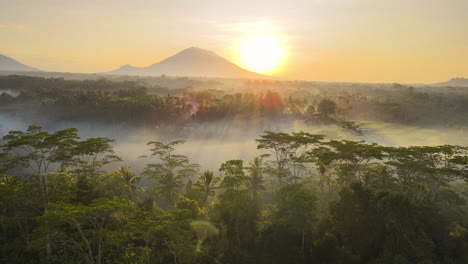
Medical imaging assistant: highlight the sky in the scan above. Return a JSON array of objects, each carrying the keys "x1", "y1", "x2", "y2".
[{"x1": 0, "y1": 0, "x2": 467, "y2": 83}]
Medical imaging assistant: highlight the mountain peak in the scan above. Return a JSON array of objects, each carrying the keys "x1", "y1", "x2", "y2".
[
  {"x1": 0, "y1": 54, "x2": 42, "y2": 72},
  {"x1": 186, "y1": 46, "x2": 207, "y2": 51},
  {"x1": 432, "y1": 77, "x2": 468, "y2": 87},
  {"x1": 119, "y1": 64, "x2": 136, "y2": 69},
  {"x1": 174, "y1": 47, "x2": 221, "y2": 58},
  {"x1": 105, "y1": 47, "x2": 268, "y2": 79}
]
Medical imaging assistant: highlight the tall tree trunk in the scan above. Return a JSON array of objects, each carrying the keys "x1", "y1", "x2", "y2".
[
  {"x1": 76, "y1": 223, "x2": 95, "y2": 264},
  {"x1": 41, "y1": 173, "x2": 52, "y2": 262},
  {"x1": 301, "y1": 229, "x2": 305, "y2": 252},
  {"x1": 97, "y1": 236, "x2": 102, "y2": 264}
]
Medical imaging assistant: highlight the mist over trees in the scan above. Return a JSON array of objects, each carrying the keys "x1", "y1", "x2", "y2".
[
  {"x1": 1, "y1": 126, "x2": 467, "y2": 263},
  {"x1": 1, "y1": 75, "x2": 468, "y2": 128},
  {"x1": 1, "y1": 75, "x2": 468, "y2": 263}
]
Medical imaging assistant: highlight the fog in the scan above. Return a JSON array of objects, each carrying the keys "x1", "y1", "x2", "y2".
[
  {"x1": 0, "y1": 89, "x2": 19, "y2": 97},
  {"x1": 1, "y1": 112, "x2": 466, "y2": 173}
]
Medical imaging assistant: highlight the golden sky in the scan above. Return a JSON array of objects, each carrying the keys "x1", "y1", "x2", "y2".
[{"x1": 1, "y1": 0, "x2": 467, "y2": 83}]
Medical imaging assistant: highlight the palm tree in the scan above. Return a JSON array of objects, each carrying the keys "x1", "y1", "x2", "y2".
[
  {"x1": 194, "y1": 170, "x2": 220, "y2": 208},
  {"x1": 246, "y1": 157, "x2": 265, "y2": 201},
  {"x1": 154, "y1": 171, "x2": 184, "y2": 207},
  {"x1": 116, "y1": 166, "x2": 143, "y2": 202}
]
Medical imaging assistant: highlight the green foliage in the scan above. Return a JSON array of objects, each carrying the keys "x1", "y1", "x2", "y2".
[
  {"x1": 193, "y1": 171, "x2": 220, "y2": 208},
  {"x1": 98, "y1": 166, "x2": 143, "y2": 202},
  {"x1": 317, "y1": 98, "x2": 338, "y2": 121},
  {"x1": 219, "y1": 160, "x2": 248, "y2": 190},
  {"x1": 1, "y1": 125, "x2": 79, "y2": 175},
  {"x1": 41, "y1": 198, "x2": 136, "y2": 264},
  {"x1": 72, "y1": 137, "x2": 121, "y2": 175},
  {"x1": 143, "y1": 140, "x2": 199, "y2": 208},
  {"x1": 1, "y1": 125, "x2": 120, "y2": 176},
  {"x1": 246, "y1": 156, "x2": 266, "y2": 202},
  {"x1": 326, "y1": 183, "x2": 464, "y2": 263},
  {"x1": 257, "y1": 131, "x2": 324, "y2": 185},
  {"x1": 272, "y1": 184, "x2": 317, "y2": 234},
  {"x1": 143, "y1": 140, "x2": 199, "y2": 179},
  {"x1": 2, "y1": 75, "x2": 468, "y2": 127},
  {"x1": 210, "y1": 189, "x2": 258, "y2": 263},
  {"x1": 1, "y1": 126, "x2": 467, "y2": 263},
  {"x1": 257, "y1": 184, "x2": 317, "y2": 263},
  {"x1": 337, "y1": 120, "x2": 363, "y2": 135},
  {"x1": 306, "y1": 104, "x2": 315, "y2": 116}
]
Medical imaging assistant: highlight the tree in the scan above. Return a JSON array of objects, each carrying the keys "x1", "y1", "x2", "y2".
[
  {"x1": 1, "y1": 125, "x2": 80, "y2": 260},
  {"x1": 159, "y1": 197, "x2": 201, "y2": 264},
  {"x1": 142, "y1": 140, "x2": 199, "y2": 207},
  {"x1": 142, "y1": 140, "x2": 199, "y2": 179},
  {"x1": 258, "y1": 184, "x2": 317, "y2": 263},
  {"x1": 306, "y1": 104, "x2": 315, "y2": 117},
  {"x1": 99, "y1": 167, "x2": 143, "y2": 203},
  {"x1": 42, "y1": 198, "x2": 135, "y2": 264},
  {"x1": 257, "y1": 131, "x2": 324, "y2": 186},
  {"x1": 219, "y1": 160, "x2": 248, "y2": 190},
  {"x1": 0, "y1": 174, "x2": 40, "y2": 263},
  {"x1": 1, "y1": 124, "x2": 467, "y2": 263},
  {"x1": 210, "y1": 189, "x2": 257, "y2": 264},
  {"x1": 154, "y1": 171, "x2": 185, "y2": 208},
  {"x1": 117, "y1": 167, "x2": 143, "y2": 202},
  {"x1": 245, "y1": 156, "x2": 266, "y2": 202},
  {"x1": 183, "y1": 179, "x2": 202, "y2": 202},
  {"x1": 328, "y1": 183, "x2": 460, "y2": 263},
  {"x1": 317, "y1": 98, "x2": 337, "y2": 121},
  {"x1": 0, "y1": 148, "x2": 9, "y2": 175},
  {"x1": 130, "y1": 207, "x2": 165, "y2": 264},
  {"x1": 384, "y1": 145, "x2": 468, "y2": 202},
  {"x1": 1, "y1": 126, "x2": 120, "y2": 200},
  {"x1": 2, "y1": 125, "x2": 79, "y2": 175},
  {"x1": 71, "y1": 137, "x2": 121, "y2": 175},
  {"x1": 194, "y1": 170, "x2": 220, "y2": 208}
]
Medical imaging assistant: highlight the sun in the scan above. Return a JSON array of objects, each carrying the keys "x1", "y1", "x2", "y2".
[{"x1": 238, "y1": 34, "x2": 285, "y2": 74}]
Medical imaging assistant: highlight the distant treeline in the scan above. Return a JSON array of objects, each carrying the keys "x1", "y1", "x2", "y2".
[
  {"x1": 1, "y1": 75, "x2": 468, "y2": 127},
  {"x1": 1, "y1": 126, "x2": 467, "y2": 263}
]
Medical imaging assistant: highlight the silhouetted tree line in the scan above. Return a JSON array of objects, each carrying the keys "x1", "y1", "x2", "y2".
[{"x1": 2, "y1": 75, "x2": 468, "y2": 127}]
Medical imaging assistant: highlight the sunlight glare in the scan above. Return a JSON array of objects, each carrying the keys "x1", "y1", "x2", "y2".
[{"x1": 238, "y1": 34, "x2": 285, "y2": 74}]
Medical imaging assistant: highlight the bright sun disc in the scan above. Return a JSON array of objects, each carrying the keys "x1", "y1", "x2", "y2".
[{"x1": 238, "y1": 35, "x2": 285, "y2": 74}]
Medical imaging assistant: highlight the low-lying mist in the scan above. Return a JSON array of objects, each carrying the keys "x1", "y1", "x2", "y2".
[{"x1": 1, "y1": 112, "x2": 466, "y2": 173}]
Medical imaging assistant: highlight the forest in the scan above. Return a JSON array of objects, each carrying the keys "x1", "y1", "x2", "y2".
[
  {"x1": 1, "y1": 125, "x2": 467, "y2": 263},
  {"x1": 1, "y1": 75, "x2": 468, "y2": 263},
  {"x1": 1, "y1": 75, "x2": 468, "y2": 128}
]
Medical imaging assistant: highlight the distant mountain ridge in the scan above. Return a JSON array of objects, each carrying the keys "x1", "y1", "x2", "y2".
[
  {"x1": 0, "y1": 54, "x2": 41, "y2": 72},
  {"x1": 432, "y1": 77, "x2": 468, "y2": 87},
  {"x1": 104, "y1": 47, "x2": 269, "y2": 79}
]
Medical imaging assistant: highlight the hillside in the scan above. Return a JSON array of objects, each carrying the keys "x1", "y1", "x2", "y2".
[
  {"x1": 105, "y1": 47, "x2": 269, "y2": 79},
  {"x1": 0, "y1": 54, "x2": 41, "y2": 72},
  {"x1": 432, "y1": 77, "x2": 468, "y2": 87}
]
